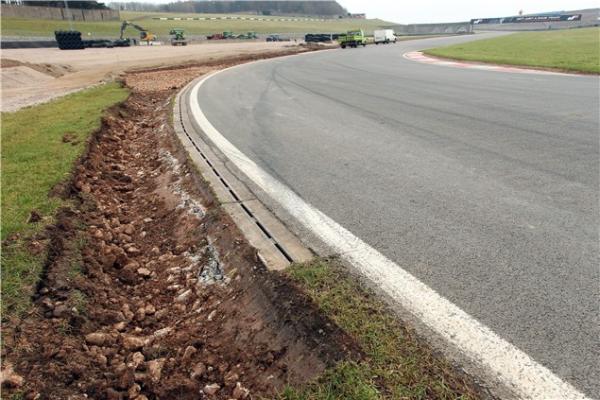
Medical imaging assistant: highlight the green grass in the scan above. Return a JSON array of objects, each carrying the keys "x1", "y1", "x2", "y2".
[
  {"x1": 280, "y1": 259, "x2": 477, "y2": 400},
  {"x1": 1, "y1": 11, "x2": 392, "y2": 37},
  {"x1": 424, "y1": 27, "x2": 600, "y2": 73},
  {"x1": 1, "y1": 83, "x2": 129, "y2": 318}
]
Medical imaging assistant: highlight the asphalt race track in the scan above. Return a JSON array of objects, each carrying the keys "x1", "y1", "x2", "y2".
[{"x1": 194, "y1": 34, "x2": 599, "y2": 396}]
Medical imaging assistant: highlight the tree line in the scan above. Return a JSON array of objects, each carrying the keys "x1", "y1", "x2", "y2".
[{"x1": 109, "y1": 1, "x2": 347, "y2": 16}]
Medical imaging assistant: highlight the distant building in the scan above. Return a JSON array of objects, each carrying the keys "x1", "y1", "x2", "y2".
[{"x1": 347, "y1": 13, "x2": 366, "y2": 19}]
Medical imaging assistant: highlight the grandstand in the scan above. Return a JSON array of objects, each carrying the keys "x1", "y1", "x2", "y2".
[{"x1": 471, "y1": 8, "x2": 599, "y2": 31}]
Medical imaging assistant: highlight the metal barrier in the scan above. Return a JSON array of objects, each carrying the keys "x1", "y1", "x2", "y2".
[{"x1": 386, "y1": 22, "x2": 473, "y2": 35}]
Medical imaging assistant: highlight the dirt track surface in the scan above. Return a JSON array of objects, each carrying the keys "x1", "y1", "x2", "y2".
[
  {"x1": 1, "y1": 50, "x2": 359, "y2": 399},
  {"x1": 0, "y1": 42, "x2": 304, "y2": 112}
]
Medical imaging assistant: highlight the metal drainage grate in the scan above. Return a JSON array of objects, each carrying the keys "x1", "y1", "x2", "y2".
[{"x1": 178, "y1": 96, "x2": 294, "y2": 264}]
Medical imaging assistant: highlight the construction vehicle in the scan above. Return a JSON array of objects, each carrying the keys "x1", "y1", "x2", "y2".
[
  {"x1": 207, "y1": 31, "x2": 233, "y2": 40},
  {"x1": 169, "y1": 28, "x2": 188, "y2": 46},
  {"x1": 55, "y1": 20, "x2": 155, "y2": 50},
  {"x1": 206, "y1": 32, "x2": 224, "y2": 40},
  {"x1": 207, "y1": 31, "x2": 256, "y2": 40},
  {"x1": 118, "y1": 20, "x2": 156, "y2": 45},
  {"x1": 236, "y1": 31, "x2": 257, "y2": 39},
  {"x1": 338, "y1": 29, "x2": 367, "y2": 48}
]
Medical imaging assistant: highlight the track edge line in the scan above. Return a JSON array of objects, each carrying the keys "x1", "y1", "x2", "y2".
[{"x1": 185, "y1": 54, "x2": 592, "y2": 400}]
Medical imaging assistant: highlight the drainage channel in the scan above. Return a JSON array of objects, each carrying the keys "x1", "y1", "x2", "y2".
[{"x1": 177, "y1": 96, "x2": 295, "y2": 265}]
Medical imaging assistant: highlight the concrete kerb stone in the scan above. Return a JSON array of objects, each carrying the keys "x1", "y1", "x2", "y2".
[{"x1": 173, "y1": 76, "x2": 313, "y2": 271}]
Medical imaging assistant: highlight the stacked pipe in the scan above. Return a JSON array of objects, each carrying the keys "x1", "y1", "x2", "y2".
[{"x1": 54, "y1": 30, "x2": 84, "y2": 50}]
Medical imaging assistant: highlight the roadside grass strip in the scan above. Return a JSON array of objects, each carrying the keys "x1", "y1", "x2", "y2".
[
  {"x1": 280, "y1": 259, "x2": 479, "y2": 399},
  {"x1": 424, "y1": 27, "x2": 600, "y2": 74},
  {"x1": 1, "y1": 83, "x2": 129, "y2": 318},
  {"x1": 2, "y1": 11, "x2": 392, "y2": 37}
]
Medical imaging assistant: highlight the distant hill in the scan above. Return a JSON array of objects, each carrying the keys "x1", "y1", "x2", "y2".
[{"x1": 110, "y1": 1, "x2": 347, "y2": 17}]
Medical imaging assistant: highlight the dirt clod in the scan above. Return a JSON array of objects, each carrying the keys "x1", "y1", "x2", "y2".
[
  {"x1": 146, "y1": 358, "x2": 165, "y2": 383},
  {"x1": 28, "y1": 209, "x2": 42, "y2": 223},
  {"x1": 1, "y1": 363, "x2": 24, "y2": 388},
  {"x1": 203, "y1": 382, "x2": 221, "y2": 395},
  {"x1": 232, "y1": 382, "x2": 250, "y2": 399},
  {"x1": 190, "y1": 362, "x2": 207, "y2": 380},
  {"x1": 128, "y1": 383, "x2": 141, "y2": 399},
  {"x1": 122, "y1": 335, "x2": 147, "y2": 351},
  {"x1": 182, "y1": 345, "x2": 197, "y2": 361},
  {"x1": 2, "y1": 51, "x2": 358, "y2": 400},
  {"x1": 85, "y1": 332, "x2": 107, "y2": 346}
]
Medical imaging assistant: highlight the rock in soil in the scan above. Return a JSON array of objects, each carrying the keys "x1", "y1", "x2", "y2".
[
  {"x1": 203, "y1": 382, "x2": 221, "y2": 395},
  {"x1": 1, "y1": 363, "x2": 24, "y2": 388},
  {"x1": 1, "y1": 51, "x2": 359, "y2": 400}
]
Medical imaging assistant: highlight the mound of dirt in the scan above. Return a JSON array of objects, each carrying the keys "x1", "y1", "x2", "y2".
[
  {"x1": 2, "y1": 51, "x2": 359, "y2": 400},
  {"x1": 1, "y1": 66, "x2": 55, "y2": 90},
  {"x1": 1, "y1": 58, "x2": 72, "y2": 78}
]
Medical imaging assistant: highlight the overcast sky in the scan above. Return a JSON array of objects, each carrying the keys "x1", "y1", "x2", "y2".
[{"x1": 140, "y1": 1, "x2": 598, "y2": 24}]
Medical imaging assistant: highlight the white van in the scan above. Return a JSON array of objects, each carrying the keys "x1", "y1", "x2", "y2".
[{"x1": 374, "y1": 29, "x2": 396, "y2": 44}]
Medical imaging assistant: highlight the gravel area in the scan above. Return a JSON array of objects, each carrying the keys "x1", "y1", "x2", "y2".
[{"x1": 0, "y1": 41, "x2": 303, "y2": 112}]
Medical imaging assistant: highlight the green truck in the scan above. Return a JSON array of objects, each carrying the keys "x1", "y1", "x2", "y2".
[{"x1": 338, "y1": 29, "x2": 367, "y2": 48}]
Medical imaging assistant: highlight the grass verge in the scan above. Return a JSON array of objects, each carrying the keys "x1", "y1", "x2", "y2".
[
  {"x1": 281, "y1": 258, "x2": 479, "y2": 399},
  {"x1": 1, "y1": 83, "x2": 129, "y2": 319},
  {"x1": 2, "y1": 11, "x2": 391, "y2": 37},
  {"x1": 424, "y1": 27, "x2": 600, "y2": 74}
]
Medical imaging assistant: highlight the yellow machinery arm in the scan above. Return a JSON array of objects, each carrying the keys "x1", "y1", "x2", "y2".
[{"x1": 120, "y1": 20, "x2": 156, "y2": 42}]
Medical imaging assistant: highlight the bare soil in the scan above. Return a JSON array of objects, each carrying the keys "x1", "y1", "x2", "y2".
[
  {"x1": 1, "y1": 49, "x2": 359, "y2": 400},
  {"x1": 0, "y1": 42, "x2": 325, "y2": 112},
  {"x1": 1, "y1": 58, "x2": 73, "y2": 77}
]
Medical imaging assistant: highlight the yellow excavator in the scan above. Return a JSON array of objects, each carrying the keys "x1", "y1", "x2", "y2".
[{"x1": 119, "y1": 20, "x2": 156, "y2": 45}]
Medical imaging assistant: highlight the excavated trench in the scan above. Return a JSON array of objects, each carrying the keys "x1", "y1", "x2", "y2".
[{"x1": 2, "y1": 50, "x2": 361, "y2": 400}]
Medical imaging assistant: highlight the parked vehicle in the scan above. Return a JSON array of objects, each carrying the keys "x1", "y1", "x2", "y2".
[
  {"x1": 266, "y1": 34, "x2": 291, "y2": 42},
  {"x1": 374, "y1": 29, "x2": 396, "y2": 44},
  {"x1": 305, "y1": 33, "x2": 334, "y2": 43},
  {"x1": 338, "y1": 30, "x2": 367, "y2": 48}
]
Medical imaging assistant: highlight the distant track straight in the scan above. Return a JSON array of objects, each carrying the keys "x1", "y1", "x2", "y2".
[{"x1": 192, "y1": 34, "x2": 600, "y2": 397}]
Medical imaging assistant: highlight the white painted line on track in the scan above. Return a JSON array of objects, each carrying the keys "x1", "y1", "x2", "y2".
[
  {"x1": 187, "y1": 59, "x2": 592, "y2": 400},
  {"x1": 404, "y1": 51, "x2": 580, "y2": 76}
]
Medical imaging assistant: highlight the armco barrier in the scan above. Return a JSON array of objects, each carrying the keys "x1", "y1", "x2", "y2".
[
  {"x1": 0, "y1": 4, "x2": 119, "y2": 21},
  {"x1": 387, "y1": 22, "x2": 473, "y2": 35},
  {"x1": 1, "y1": 40, "x2": 57, "y2": 49}
]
